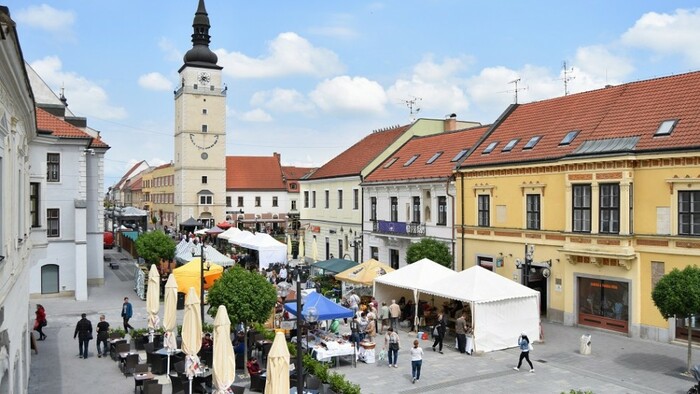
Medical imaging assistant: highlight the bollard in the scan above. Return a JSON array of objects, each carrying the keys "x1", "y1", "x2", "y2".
[{"x1": 579, "y1": 334, "x2": 592, "y2": 355}]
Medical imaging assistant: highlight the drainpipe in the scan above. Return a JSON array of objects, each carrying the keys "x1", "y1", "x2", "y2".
[
  {"x1": 460, "y1": 173, "x2": 465, "y2": 271},
  {"x1": 446, "y1": 175, "x2": 456, "y2": 270}
]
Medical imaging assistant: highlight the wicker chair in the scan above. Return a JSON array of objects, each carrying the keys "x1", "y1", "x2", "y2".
[{"x1": 123, "y1": 353, "x2": 140, "y2": 376}]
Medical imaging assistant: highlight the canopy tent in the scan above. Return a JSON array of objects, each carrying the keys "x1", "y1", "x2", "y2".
[
  {"x1": 426, "y1": 265, "x2": 540, "y2": 353},
  {"x1": 373, "y1": 258, "x2": 457, "y2": 331},
  {"x1": 284, "y1": 291, "x2": 354, "y2": 321},
  {"x1": 312, "y1": 258, "x2": 359, "y2": 275},
  {"x1": 334, "y1": 258, "x2": 394, "y2": 286},
  {"x1": 180, "y1": 217, "x2": 203, "y2": 228},
  {"x1": 119, "y1": 206, "x2": 148, "y2": 217},
  {"x1": 175, "y1": 244, "x2": 234, "y2": 267},
  {"x1": 206, "y1": 226, "x2": 225, "y2": 235},
  {"x1": 172, "y1": 258, "x2": 224, "y2": 294},
  {"x1": 227, "y1": 231, "x2": 287, "y2": 269},
  {"x1": 218, "y1": 227, "x2": 241, "y2": 242}
]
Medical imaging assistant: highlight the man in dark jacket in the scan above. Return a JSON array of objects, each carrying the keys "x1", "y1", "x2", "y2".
[
  {"x1": 74, "y1": 313, "x2": 93, "y2": 359},
  {"x1": 95, "y1": 314, "x2": 110, "y2": 358},
  {"x1": 121, "y1": 297, "x2": 134, "y2": 332}
]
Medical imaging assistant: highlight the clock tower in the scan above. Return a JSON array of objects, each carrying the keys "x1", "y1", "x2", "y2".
[{"x1": 174, "y1": 0, "x2": 226, "y2": 228}]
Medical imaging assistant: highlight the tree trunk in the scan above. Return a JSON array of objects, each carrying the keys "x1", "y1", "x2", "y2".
[{"x1": 688, "y1": 319, "x2": 694, "y2": 374}]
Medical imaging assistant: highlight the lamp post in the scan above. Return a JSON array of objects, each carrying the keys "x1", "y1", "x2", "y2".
[
  {"x1": 295, "y1": 271, "x2": 304, "y2": 394},
  {"x1": 192, "y1": 241, "x2": 210, "y2": 324}
]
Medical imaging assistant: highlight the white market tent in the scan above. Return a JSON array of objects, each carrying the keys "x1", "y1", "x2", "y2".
[
  {"x1": 427, "y1": 265, "x2": 540, "y2": 353},
  {"x1": 174, "y1": 242, "x2": 234, "y2": 267},
  {"x1": 374, "y1": 258, "x2": 457, "y2": 329},
  {"x1": 218, "y1": 227, "x2": 241, "y2": 241},
  {"x1": 226, "y1": 231, "x2": 287, "y2": 269},
  {"x1": 373, "y1": 260, "x2": 540, "y2": 353}
]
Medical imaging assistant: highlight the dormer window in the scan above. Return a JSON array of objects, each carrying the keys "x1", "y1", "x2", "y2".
[
  {"x1": 426, "y1": 151, "x2": 443, "y2": 164},
  {"x1": 383, "y1": 157, "x2": 399, "y2": 169},
  {"x1": 523, "y1": 136, "x2": 542, "y2": 149},
  {"x1": 502, "y1": 139, "x2": 519, "y2": 152},
  {"x1": 560, "y1": 130, "x2": 580, "y2": 145},
  {"x1": 404, "y1": 154, "x2": 420, "y2": 167},
  {"x1": 482, "y1": 141, "x2": 499, "y2": 154},
  {"x1": 654, "y1": 119, "x2": 678, "y2": 136}
]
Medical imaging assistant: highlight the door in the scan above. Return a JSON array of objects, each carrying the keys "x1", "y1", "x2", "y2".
[
  {"x1": 390, "y1": 249, "x2": 399, "y2": 269},
  {"x1": 41, "y1": 264, "x2": 60, "y2": 294}
]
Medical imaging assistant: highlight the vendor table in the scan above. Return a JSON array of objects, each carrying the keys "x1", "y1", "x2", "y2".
[{"x1": 301, "y1": 330, "x2": 356, "y2": 367}]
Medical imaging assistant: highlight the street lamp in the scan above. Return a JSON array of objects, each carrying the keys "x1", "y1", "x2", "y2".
[{"x1": 192, "y1": 241, "x2": 210, "y2": 323}]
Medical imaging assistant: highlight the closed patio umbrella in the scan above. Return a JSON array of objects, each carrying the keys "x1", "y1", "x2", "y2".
[
  {"x1": 182, "y1": 287, "x2": 203, "y2": 394},
  {"x1": 298, "y1": 236, "x2": 305, "y2": 263},
  {"x1": 286, "y1": 234, "x2": 292, "y2": 259},
  {"x1": 163, "y1": 274, "x2": 179, "y2": 375},
  {"x1": 212, "y1": 305, "x2": 235, "y2": 393},
  {"x1": 264, "y1": 331, "x2": 290, "y2": 394},
  {"x1": 147, "y1": 264, "x2": 161, "y2": 343},
  {"x1": 312, "y1": 236, "x2": 319, "y2": 261}
]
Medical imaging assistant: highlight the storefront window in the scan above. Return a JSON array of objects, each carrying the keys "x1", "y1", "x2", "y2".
[{"x1": 578, "y1": 277, "x2": 629, "y2": 333}]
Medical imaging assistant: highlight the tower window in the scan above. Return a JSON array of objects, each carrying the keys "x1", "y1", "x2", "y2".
[
  {"x1": 202, "y1": 109, "x2": 208, "y2": 115},
  {"x1": 202, "y1": 176, "x2": 207, "y2": 184},
  {"x1": 201, "y1": 125, "x2": 208, "y2": 133}
]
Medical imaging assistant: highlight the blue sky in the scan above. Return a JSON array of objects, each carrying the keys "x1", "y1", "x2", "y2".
[{"x1": 6, "y1": 1, "x2": 700, "y2": 186}]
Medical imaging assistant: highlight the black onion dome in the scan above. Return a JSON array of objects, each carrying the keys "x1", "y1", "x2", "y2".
[{"x1": 182, "y1": 0, "x2": 220, "y2": 68}]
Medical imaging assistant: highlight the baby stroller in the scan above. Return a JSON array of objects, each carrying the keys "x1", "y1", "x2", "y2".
[{"x1": 688, "y1": 364, "x2": 700, "y2": 394}]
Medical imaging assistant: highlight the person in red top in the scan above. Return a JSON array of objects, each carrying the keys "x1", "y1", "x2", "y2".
[
  {"x1": 247, "y1": 357, "x2": 264, "y2": 376},
  {"x1": 34, "y1": 304, "x2": 47, "y2": 340},
  {"x1": 201, "y1": 333, "x2": 213, "y2": 350}
]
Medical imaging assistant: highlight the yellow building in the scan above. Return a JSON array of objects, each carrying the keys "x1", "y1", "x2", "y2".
[
  {"x1": 455, "y1": 71, "x2": 700, "y2": 343},
  {"x1": 142, "y1": 162, "x2": 175, "y2": 229}
]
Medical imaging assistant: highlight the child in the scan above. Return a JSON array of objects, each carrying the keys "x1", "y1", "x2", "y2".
[{"x1": 410, "y1": 339, "x2": 423, "y2": 383}]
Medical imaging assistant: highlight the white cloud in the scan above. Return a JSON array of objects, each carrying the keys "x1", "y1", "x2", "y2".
[
  {"x1": 138, "y1": 72, "x2": 172, "y2": 91},
  {"x1": 308, "y1": 26, "x2": 358, "y2": 40},
  {"x1": 574, "y1": 45, "x2": 634, "y2": 82},
  {"x1": 387, "y1": 55, "x2": 471, "y2": 114},
  {"x1": 622, "y1": 9, "x2": 700, "y2": 66},
  {"x1": 216, "y1": 32, "x2": 345, "y2": 78},
  {"x1": 158, "y1": 37, "x2": 182, "y2": 62},
  {"x1": 30, "y1": 56, "x2": 127, "y2": 120},
  {"x1": 309, "y1": 76, "x2": 387, "y2": 115},
  {"x1": 238, "y1": 109, "x2": 273, "y2": 122},
  {"x1": 250, "y1": 89, "x2": 315, "y2": 113},
  {"x1": 15, "y1": 4, "x2": 75, "y2": 33}
]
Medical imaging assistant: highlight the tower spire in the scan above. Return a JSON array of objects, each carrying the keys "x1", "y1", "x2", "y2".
[{"x1": 181, "y1": 0, "x2": 221, "y2": 70}]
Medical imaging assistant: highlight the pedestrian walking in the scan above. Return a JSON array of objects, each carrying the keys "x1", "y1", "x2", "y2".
[
  {"x1": 410, "y1": 339, "x2": 424, "y2": 383},
  {"x1": 513, "y1": 332, "x2": 534, "y2": 372},
  {"x1": 121, "y1": 296, "x2": 134, "y2": 333},
  {"x1": 384, "y1": 327, "x2": 401, "y2": 368},
  {"x1": 389, "y1": 299, "x2": 401, "y2": 331},
  {"x1": 379, "y1": 302, "x2": 390, "y2": 334},
  {"x1": 34, "y1": 304, "x2": 47, "y2": 341},
  {"x1": 74, "y1": 313, "x2": 93, "y2": 359},
  {"x1": 95, "y1": 315, "x2": 110, "y2": 358},
  {"x1": 455, "y1": 311, "x2": 468, "y2": 354},
  {"x1": 431, "y1": 310, "x2": 446, "y2": 354}
]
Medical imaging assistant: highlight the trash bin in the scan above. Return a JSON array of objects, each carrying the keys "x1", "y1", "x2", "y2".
[
  {"x1": 580, "y1": 334, "x2": 592, "y2": 355},
  {"x1": 177, "y1": 292, "x2": 185, "y2": 310}
]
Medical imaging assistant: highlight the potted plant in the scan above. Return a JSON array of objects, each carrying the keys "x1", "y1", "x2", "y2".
[
  {"x1": 109, "y1": 327, "x2": 126, "y2": 338},
  {"x1": 327, "y1": 372, "x2": 346, "y2": 394},
  {"x1": 131, "y1": 328, "x2": 149, "y2": 350}
]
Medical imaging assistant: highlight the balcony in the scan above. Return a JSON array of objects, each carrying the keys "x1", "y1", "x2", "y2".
[{"x1": 373, "y1": 220, "x2": 426, "y2": 237}]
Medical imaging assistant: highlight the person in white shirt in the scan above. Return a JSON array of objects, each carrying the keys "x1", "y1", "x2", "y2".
[
  {"x1": 278, "y1": 266, "x2": 288, "y2": 283},
  {"x1": 410, "y1": 339, "x2": 424, "y2": 383}
]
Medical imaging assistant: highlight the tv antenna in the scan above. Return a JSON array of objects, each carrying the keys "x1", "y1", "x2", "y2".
[
  {"x1": 562, "y1": 61, "x2": 575, "y2": 96},
  {"x1": 401, "y1": 96, "x2": 422, "y2": 123},
  {"x1": 508, "y1": 78, "x2": 527, "y2": 104}
]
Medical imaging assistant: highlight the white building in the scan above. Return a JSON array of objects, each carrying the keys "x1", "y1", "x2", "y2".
[
  {"x1": 299, "y1": 116, "x2": 479, "y2": 263},
  {"x1": 27, "y1": 65, "x2": 110, "y2": 300},
  {"x1": 362, "y1": 125, "x2": 490, "y2": 269},
  {"x1": 0, "y1": 6, "x2": 37, "y2": 392}
]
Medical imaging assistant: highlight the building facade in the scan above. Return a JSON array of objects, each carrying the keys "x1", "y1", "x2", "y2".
[
  {"x1": 141, "y1": 162, "x2": 175, "y2": 230},
  {"x1": 456, "y1": 72, "x2": 700, "y2": 342},
  {"x1": 174, "y1": 0, "x2": 226, "y2": 229}
]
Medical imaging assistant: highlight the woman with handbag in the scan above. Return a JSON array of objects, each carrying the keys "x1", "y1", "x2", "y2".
[
  {"x1": 431, "y1": 310, "x2": 446, "y2": 354},
  {"x1": 384, "y1": 327, "x2": 401, "y2": 368},
  {"x1": 513, "y1": 331, "x2": 534, "y2": 372},
  {"x1": 34, "y1": 304, "x2": 47, "y2": 340}
]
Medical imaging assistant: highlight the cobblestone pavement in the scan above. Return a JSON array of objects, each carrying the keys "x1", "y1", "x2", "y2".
[{"x1": 27, "y1": 248, "x2": 700, "y2": 393}]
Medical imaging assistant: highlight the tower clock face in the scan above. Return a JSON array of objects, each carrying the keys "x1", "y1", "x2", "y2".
[
  {"x1": 189, "y1": 133, "x2": 219, "y2": 150},
  {"x1": 198, "y1": 72, "x2": 211, "y2": 85}
]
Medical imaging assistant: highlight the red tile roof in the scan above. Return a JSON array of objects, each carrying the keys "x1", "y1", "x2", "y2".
[
  {"x1": 226, "y1": 156, "x2": 286, "y2": 190},
  {"x1": 460, "y1": 70, "x2": 700, "y2": 168},
  {"x1": 282, "y1": 166, "x2": 316, "y2": 181},
  {"x1": 115, "y1": 160, "x2": 149, "y2": 190},
  {"x1": 365, "y1": 125, "x2": 490, "y2": 183},
  {"x1": 36, "y1": 107, "x2": 109, "y2": 148},
  {"x1": 308, "y1": 124, "x2": 410, "y2": 180}
]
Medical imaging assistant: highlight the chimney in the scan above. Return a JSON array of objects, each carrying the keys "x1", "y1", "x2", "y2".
[
  {"x1": 273, "y1": 152, "x2": 281, "y2": 162},
  {"x1": 444, "y1": 113, "x2": 457, "y2": 132}
]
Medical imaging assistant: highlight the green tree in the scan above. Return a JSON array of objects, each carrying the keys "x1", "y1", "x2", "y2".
[
  {"x1": 134, "y1": 230, "x2": 175, "y2": 266},
  {"x1": 207, "y1": 266, "x2": 277, "y2": 375},
  {"x1": 651, "y1": 265, "x2": 700, "y2": 373},
  {"x1": 405, "y1": 238, "x2": 452, "y2": 268}
]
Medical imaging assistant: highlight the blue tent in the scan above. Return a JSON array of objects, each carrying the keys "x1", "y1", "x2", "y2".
[{"x1": 284, "y1": 291, "x2": 354, "y2": 321}]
